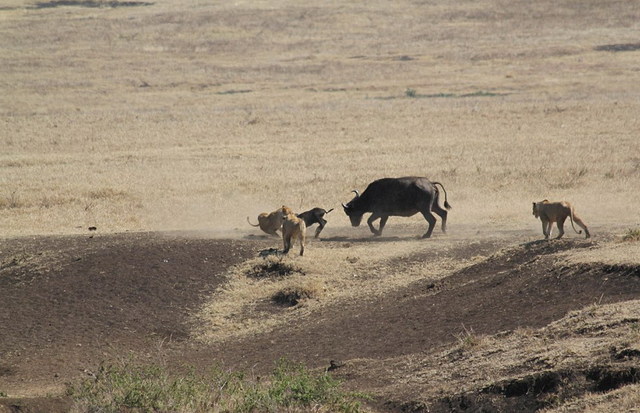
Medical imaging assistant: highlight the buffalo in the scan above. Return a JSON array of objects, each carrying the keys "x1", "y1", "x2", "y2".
[
  {"x1": 297, "y1": 207, "x2": 334, "y2": 239},
  {"x1": 342, "y1": 177, "x2": 451, "y2": 238}
]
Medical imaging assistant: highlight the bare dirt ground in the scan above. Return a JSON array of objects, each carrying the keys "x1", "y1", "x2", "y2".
[{"x1": 1, "y1": 230, "x2": 639, "y2": 412}]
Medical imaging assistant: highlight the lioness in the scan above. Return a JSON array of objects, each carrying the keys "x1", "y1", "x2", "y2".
[
  {"x1": 532, "y1": 200, "x2": 590, "y2": 239},
  {"x1": 282, "y1": 208, "x2": 306, "y2": 256},
  {"x1": 247, "y1": 205, "x2": 294, "y2": 237}
]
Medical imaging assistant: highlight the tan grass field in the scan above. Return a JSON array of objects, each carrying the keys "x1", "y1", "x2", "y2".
[
  {"x1": 2, "y1": 0, "x2": 640, "y2": 411},
  {"x1": 2, "y1": 0, "x2": 639, "y2": 238}
]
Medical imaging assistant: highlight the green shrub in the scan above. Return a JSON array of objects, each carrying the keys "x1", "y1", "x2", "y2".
[{"x1": 67, "y1": 358, "x2": 368, "y2": 412}]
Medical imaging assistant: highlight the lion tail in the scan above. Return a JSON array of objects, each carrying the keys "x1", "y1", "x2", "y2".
[
  {"x1": 568, "y1": 208, "x2": 582, "y2": 234},
  {"x1": 246, "y1": 216, "x2": 260, "y2": 227}
]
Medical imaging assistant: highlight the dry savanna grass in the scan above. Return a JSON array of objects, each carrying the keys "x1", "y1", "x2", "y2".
[
  {"x1": 2, "y1": 0, "x2": 640, "y2": 410},
  {"x1": 194, "y1": 238, "x2": 473, "y2": 343},
  {"x1": 1, "y1": 0, "x2": 639, "y2": 240}
]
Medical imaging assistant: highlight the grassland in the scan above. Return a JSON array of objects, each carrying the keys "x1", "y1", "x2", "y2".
[
  {"x1": 2, "y1": 0, "x2": 639, "y2": 238},
  {"x1": 2, "y1": 0, "x2": 640, "y2": 411}
]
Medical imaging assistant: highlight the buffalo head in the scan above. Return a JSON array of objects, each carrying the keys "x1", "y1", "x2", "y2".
[{"x1": 342, "y1": 190, "x2": 363, "y2": 227}]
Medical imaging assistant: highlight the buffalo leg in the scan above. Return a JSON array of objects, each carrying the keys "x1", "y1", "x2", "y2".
[
  {"x1": 367, "y1": 213, "x2": 383, "y2": 236},
  {"x1": 431, "y1": 202, "x2": 448, "y2": 233},
  {"x1": 420, "y1": 210, "x2": 437, "y2": 238},
  {"x1": 314, "y1": 218, "x2": 327, "y2": 238},
  {"x1": 378, "y1": 216, "x2": 389, "y2": 234}
]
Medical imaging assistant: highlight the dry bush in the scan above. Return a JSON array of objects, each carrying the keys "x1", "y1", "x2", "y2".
[
  {"x1": 622, "y1": 228, "x2": 640, "y2": 243},
  {"x1": 453, "y1": 324, "x2": 485, "y2": 351},
  {"x1": 246, "y1": 257, "x2": 304, "y2": 279},
  {"x1": 272, "y1": 280, "x2": 324, "y2": 307}
]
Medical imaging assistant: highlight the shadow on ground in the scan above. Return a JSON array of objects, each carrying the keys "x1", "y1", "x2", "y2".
[{"x1": 1, "y1": 233, "x2": 638, "y2": 412}]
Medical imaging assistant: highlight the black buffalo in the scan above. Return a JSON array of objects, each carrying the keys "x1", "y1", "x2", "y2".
[
  {"x1": 297, "y1": 207, "x2": 334, "y2": 239},
  {"x1": 342, "y1": 177, "x2": 451, "y2": 238}
]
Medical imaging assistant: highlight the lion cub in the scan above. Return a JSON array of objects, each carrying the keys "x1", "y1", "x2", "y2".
[
  {"x1": 532, "y1": 200, "x2": 590, "y2": 239},
  {"x1": 282, "y1": 207, "x2": 307, "y2": 256},
  {"x1": 247, "y1": 205, "x2": 294, "y2": 237}
]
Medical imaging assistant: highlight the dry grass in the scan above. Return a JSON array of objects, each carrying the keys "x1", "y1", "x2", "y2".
[
  {"x1": 541, "y1": 384, "x2": 640, "y2": 413},
  {"x1": 622, "y1": 228, "x2": 640, "y2": 243},
  {"x1": 2, "y1": 0, "x2": 640, "y2": 409},
  {"x1": 1, "y1": 0, "x2": 639, "y2": 239},
  {"x1": 558, "y1": 230, "x2": 640, "y2": 266},
  {"x1": 343, "y1": 300, "x2": 640, "y2": 409},
  {"x1": 194, "y1": 237, "x2": 475, "y2": 343},
  {"x1": 272, "y1": 280, "x2": 324, "y2": 307}
]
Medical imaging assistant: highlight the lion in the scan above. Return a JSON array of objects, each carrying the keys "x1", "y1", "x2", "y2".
[
  {"x1": 247, "y1": 205, "x2": 294, "y2": 237},
  {"x1": 532, "y1": 200, "x2": 590, "y2": 239},
  {"x1": 282, "y1": 209, "x2": 307, "y2": 256}
]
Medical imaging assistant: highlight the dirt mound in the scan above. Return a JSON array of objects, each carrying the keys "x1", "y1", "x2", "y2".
[
  {"x1": 332, "y1": 239, "x2": 640, "y2": 412},
  {"x1": 0, "y1": 233, "x2": 265, "y2": 398},
  {"x1": 1, "y1": 233, "x2": 639, "y2": 412},
  {"x1": 423, "y1": 364, "x2": 640, "y2": 413},
  {"x1": 202, "y1": 239, "x2": 638, "y2": 373}
]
